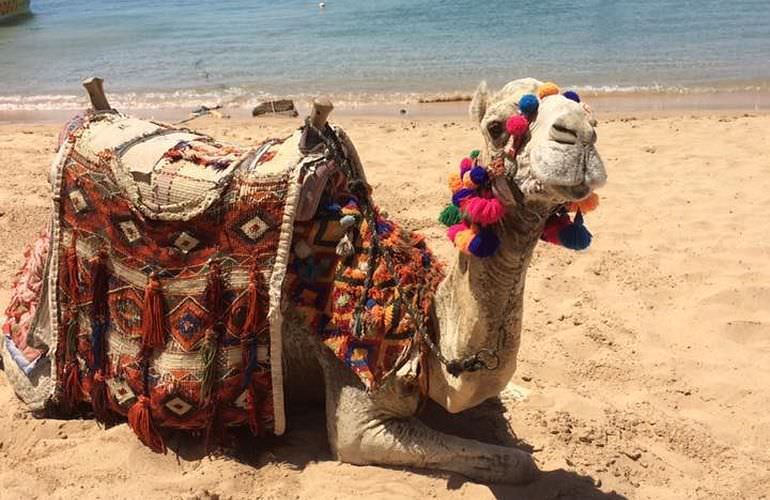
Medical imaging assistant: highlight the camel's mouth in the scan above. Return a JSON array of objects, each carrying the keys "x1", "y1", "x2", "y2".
[{"x1": 553, "y1": 183, "x2": 592, "y2": 201}]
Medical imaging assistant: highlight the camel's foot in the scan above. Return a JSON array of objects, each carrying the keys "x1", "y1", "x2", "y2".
[{"x1": 334, "y1": 415, "x2": 539, "y2": 484}]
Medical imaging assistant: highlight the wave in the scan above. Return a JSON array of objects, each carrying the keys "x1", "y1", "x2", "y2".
[{"x1": 2, "y1": 82, "x2": 769, "y2": 112}]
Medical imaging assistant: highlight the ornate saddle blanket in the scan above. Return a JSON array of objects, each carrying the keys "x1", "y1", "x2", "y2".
[
  {"x1": 2, "y1": 111, "x2": 308, "y2": 451},
  {"x1": 288, "y1": 196, "x2": 444, "y2": 389},
  {"x1": 2, "y1": 110, "x2": 444, "y2": 453}
]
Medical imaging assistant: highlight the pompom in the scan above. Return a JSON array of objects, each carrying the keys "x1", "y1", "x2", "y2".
[
  {"x1": 460, "y1": 157, "x2": 473, "y2": 175},
  {"x1": 439, "y1": 204, "x2": 462, "y2": 226},
  {"x1": 563, "y1": 90, "x2": 581, "y2": 103},
  {"x1": 448, "y1": 172, "x2": 463, "y2": 193},
  {"x1": 462, "y1": 171, "x2": 477, "y2": 189},
  {"x1": 454, "y1": 228, "x2": 476, "y2": 254},
  {"x1": 541, "y1": 212, "x2": 571, "y2": 245},
  {"x1": 446, "y1": 222, "x2": 467, "y2": 242},
  {"x1": 506, "y1": 115, "x2": 529, "y2": 137},
  {"x1": 469, "y1": 166, "x2": 488, "y2": 186},
  {"x1": 463, "y1": 196, "x2": 505, "y2": 225},
  {"x1": 567, "y1": 192, "x2": 599, "y2": 213},
  {"x1": 468, "y1": 228, "x2": 501, "y2": 258},
  {"x1": 558, "y1": 211, "x2": 592, "y2": 250},
  {"x1": 469, "y1": 149, "x2": 481, "y2": 159},
  {"x1": 518, "y1": 94, "x2": 539, "y2": 116},
  {"x1": 452, "y1": 188, "x2": 476, "y2": 207},
  {"x1": 538, "y1": 82, "x2": 560, "y2": 99}
]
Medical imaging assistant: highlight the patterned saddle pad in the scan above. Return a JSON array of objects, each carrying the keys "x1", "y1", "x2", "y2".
[{"x1": 2, "y1": 111, "x2": 310, "y2": 451}]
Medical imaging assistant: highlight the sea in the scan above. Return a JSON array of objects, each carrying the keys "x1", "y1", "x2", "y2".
[{"x1": 1, "y1": 0, "x2": 769, "y2": 112}]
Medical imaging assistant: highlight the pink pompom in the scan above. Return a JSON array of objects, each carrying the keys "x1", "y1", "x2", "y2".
[
  {"x1": 459, "y1": 157, "x2": 473, "y2": 176},
  {"x1": 463, "y1": 197, "x2": 505, "y2": 225},
  {"x1": 447, "y1": 222, "x2": 469, "y2": 242},
  {"x1": 506, "y1": 115, "x2": 529, "y2": 137}
]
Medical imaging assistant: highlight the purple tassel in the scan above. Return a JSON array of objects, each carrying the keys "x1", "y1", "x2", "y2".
[
  {"x1": 468, "y1": 228, "x2": 500, "y2": 258},
  {"x1": 452, "y1": 188, "x2": 476, "y2": 207}
]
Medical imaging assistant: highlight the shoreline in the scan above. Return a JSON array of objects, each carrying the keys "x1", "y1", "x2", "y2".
[{"x1": 1, "y1": 86, "x2": 769, "y2": 125}]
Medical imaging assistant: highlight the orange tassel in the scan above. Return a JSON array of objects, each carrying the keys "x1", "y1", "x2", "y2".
[
  {"x1": 90, "y1": 370, "x2": 112, "y2": 423},
  {"x1": 567, "y1": 192, "x2": 599, "y2": 213},
  {"x1": 127, "y1": 395, "x2": 166, "y2": 454},
  {"x1": 241, "y1": 269, "x2": 260, "y2": 337},
  {"x1": 62, "y1": 361, "x2": 82, "y2": 412},
  {"x1": 141, "y1": 273, "x2": 165, "y2": 349}
]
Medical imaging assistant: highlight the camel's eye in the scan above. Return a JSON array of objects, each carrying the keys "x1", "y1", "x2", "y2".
[{"x1": 487, "y1": 121, "x2": 506, "y2": 139}]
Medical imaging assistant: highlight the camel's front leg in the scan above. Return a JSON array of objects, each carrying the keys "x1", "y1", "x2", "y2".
[{"x1": 319, "y1": 352, "x2": 538, "y2": 484}]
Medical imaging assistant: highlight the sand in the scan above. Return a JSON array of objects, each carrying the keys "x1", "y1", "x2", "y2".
[{"x1": 1, "y1": 109, "x2": 769, "y2": 500}]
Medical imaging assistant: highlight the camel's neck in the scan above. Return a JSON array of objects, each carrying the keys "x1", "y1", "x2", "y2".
[{"x1": 429, "y1": 199, "x2": 552, "y2": 412}]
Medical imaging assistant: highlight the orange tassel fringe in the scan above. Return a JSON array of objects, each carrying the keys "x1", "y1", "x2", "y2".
[
  {"x1": 127, "y1": 395, "x2": 166, "y2": 454},
  {"x1": 90, "y1": 370, "x2": 111, "y2": 423},
  {"x1": 141, "y1": 273, "x2": 165, "y2": 349},
  {"x1": 62, "y1": 361, "x2": 82, "y2": 411},
  {"x1": 241, "y1": 269, "x2": 261, "y2": 337}
]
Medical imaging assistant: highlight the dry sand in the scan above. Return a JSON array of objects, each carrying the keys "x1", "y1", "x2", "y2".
[{"x1": 0, "y1": 109, "x2": 769, "y2": 499}]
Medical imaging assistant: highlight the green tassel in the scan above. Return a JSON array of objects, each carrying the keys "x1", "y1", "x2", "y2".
[
  {"x1": 199, "y1": 334, "x2": 217, "y2": 401},
  {"x1": 438, "y1": 204, "x2": 461, "y2": 226},
  {"x1": 470, "y1": 149, "x2": 481, "y2": 159}
]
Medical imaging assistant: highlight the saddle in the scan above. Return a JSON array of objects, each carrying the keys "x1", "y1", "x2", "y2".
[
  {"x1": 1, "y1": 110, "x2": 363, "y2": 448},
  {"x1": 2, "y1": 108, "x2": 441, "y2": 454}
]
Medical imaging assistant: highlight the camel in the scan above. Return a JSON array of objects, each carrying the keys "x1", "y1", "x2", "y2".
[
  {"x1": 1, "y1": 77, "x2": 606, "y2": 485},
  {"x1": 283, "y1": 78, "x2": 606, "y2": 483}
]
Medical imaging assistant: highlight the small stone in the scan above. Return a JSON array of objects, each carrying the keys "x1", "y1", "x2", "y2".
[
  {"x1": 522, "y1": 375, "x2": 532, "y2": 382},
  {"x1": 399, "y1": 109, "x2": 407, "y2": 115},
  {"x1": 643, "y1": 146, "x2": 656, "y2": 154},
  {"x1": 623, "y1": 449, "x2": 642, "y2": 461}
]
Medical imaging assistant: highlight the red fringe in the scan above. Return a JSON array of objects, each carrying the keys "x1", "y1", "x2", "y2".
[
  {"x1": 62, "y1": 361, "x2": 82, "y2": 412},
  {"x1": 241, "y1": 269, "x2": 261, "y2": 337},
  {"x1": 141, "y1": 273, "x2": 165, "y2": 349},
  {"x1": 90, "y1": 370, "x2": 111, "y2": 423},
  {"x1": 127, "y1": 395, "x2": 166, "y2": 454},
  {"x1": 246, "y1": 383, "x2": 261, "y2": 436},
  {"x1": 65, "y1": 235, "x2": 80, "y2": 301},
  {"x1": 205, "y1": 262, "x2": 224, "y2": 319}
]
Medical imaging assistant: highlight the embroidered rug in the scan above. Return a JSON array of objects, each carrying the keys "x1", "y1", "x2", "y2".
[
  {"x1": 1, "y1": 111, "x2": 306, "y2": 451},
  {"x1": 288, "y1": 196, "x2": 445, "y2": 389}
]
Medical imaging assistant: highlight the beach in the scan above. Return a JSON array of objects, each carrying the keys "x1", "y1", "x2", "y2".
[{"x1": 1, "y1": 104, "x2": 769, "y2": 499}]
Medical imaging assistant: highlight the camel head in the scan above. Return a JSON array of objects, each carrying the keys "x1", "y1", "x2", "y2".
[{"x1": 470, "y1": 78, "x2": 606, "y2": 206}]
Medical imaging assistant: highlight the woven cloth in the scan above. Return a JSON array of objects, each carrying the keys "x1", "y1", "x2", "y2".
[
  {"x1": 288, "y1": 198, "x2": 445, "y2": 389},
  {"x1": 0, "y1": 111, "x2": 306, "y2": 449}
]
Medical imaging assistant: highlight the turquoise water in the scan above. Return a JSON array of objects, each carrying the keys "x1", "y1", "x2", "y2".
[{"x1": 1, "y1": 0, "x2": 769, "y2": 109}]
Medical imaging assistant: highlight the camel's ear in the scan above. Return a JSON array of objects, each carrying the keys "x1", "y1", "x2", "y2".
[{"x1": 469, "y1": 81, "x2": 489, "y2": 124}]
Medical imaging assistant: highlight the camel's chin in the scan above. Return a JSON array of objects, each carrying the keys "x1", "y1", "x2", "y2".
[{"x1": 553, "y1": 183, "x2": 592, "y2": 201}]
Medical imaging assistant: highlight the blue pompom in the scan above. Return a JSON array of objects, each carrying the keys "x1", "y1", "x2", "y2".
[
  {"x1": 469, "y1": 166, "x2": 489, "y2": 186},
  {"x1": 519, "y1": 94, "x2": 539, "y2": 116},
  {"x1": 563, "y1": 90, "x2": 581, "y2": 103},
  {"x1": 452, "y1": 188, "x2": 476, "y2": 206},
  {"x1": 468, "y1": 228, "x2": 500, "y2": 258},
  {"x1": 558, "y1": 211, "x2": 592, "y2": 250}
]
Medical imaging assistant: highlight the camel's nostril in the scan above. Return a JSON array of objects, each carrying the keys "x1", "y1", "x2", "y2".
[{"x1": 550, "y1": 123, "x2": 578, "y2": 145}]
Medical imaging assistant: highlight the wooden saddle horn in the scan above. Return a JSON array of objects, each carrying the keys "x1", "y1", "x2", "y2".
[{"x1": 82, "y1": 76, "x2": 111, "y2": 111}]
